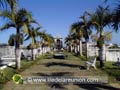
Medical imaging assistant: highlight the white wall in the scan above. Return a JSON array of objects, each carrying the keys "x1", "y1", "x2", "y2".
[
  {"x1": 0, "y1": 46, "x2": 15, "y2": 58},
  {"x1": 106, "y1": 49, "x2": 120, "y2": 62},
  {"x1": 88, "y1": 42, "x2": 120, "y2": 62}
]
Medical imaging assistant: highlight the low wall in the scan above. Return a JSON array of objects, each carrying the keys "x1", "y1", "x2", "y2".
[
  {"x1": 88, "y1": 46, "x2": 120, "y2": 62},
  {"x1": 0, "y1": 46, "x2": 15, "y2": 58},
  {"x1": 106, "y1": 49, "x2": 120, "y2": 62}
]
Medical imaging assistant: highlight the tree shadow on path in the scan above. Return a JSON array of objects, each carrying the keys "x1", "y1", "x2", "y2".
[
  {"x1": 32, "y1": 72, "x2": 73, "y2": 76},
  {"x1": 32, "y1": 72, "x2": 72, "y2": 90},
  {"x1": 74, "y1": 84, "x2": 120, "y2": 90},
  {"x1": 45, "y1": 62, "x2": 86, "y2": 70}
]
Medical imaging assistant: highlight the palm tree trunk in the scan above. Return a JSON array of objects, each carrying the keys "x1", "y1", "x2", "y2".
[
  {"x1": 86, "y1": 40, "x2": 89, "y2": 59},
  {"x1": 31, "y1": 48, "x2": 35, "y2": 60},
  {"x1": 31, "y1": 48, "x2": 33, "y2": 60},
  {"x1": 77, "y1": 45, "x2": 79, "y2": 54},
  {"x1": 42, "y1": 46, "x2": 44, "y2": 55},
  {"x1": 99, "y1": 44, "x2": 106, "y2": 68},
  {"x1": 15, "y1": 48, "x2": 21, "y2": 69},
  {"x1": 79, "y1": 39, "x2": 82, "y2": 56},
  {"x1": 99, "y1": 32, "x2": 105, "y2": 68},
  {"x1": 74, "y1": 45, "x2": 77, "y2": 54},
  {"x1": 68, "y1": 46, "x2": 70, "y2": 52},
  {"x1": 70, "y1": 45, "x2": 73, "y2": 52},
  {"x1": 15, "y1": 28, "x2": 21, "y2": 69}
]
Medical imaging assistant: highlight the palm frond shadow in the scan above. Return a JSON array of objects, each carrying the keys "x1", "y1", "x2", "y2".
[
  {"x1": 32, "y1": 72, "x2": 71, "y2": 90},
  {"x1": 45, "y1": 62, "x2": 86, "y2": 70},
  {"x1": 74, "y1": 84, "x2": 120, "y2": 90},
  {"x1": 32, "y1": 72, "x2": 73, "y2": 76}
]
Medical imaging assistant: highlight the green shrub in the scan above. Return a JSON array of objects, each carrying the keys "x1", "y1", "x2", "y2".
[{"x1": 0, "y1": 68, "x2": 16, "y2": 84}]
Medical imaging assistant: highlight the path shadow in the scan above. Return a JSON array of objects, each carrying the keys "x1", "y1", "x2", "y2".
[
  {"x1": 48, "y1": 83, "x2": 66, "y2": 90},
  {"x1": 74, "y1": 84, "x2": 120, "y2": 90},
  {"x1": 45, "y1": 62, "x2": 86, "y2": 70},
  {"x1": 33, "y1": 72, "x2": 69, "y2": 90},
  {"x1": 32, "y1": 72, "x2": 73, "y2": 76}
]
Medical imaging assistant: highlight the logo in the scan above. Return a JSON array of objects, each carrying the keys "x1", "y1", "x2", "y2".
[{"x1": 12, "y1": 74, "x2": 23, "y2": 84}]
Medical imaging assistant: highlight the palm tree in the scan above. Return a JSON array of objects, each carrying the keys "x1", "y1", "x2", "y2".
[
  {"x1": 24, "y1": 26, "x2": 41, "y2": 60},
  {"x1": 45, "y1": 34, "x2": 54, "y2": 53},
  {"x1": 70, "y1": 21, "x2": 85, "y2": 56},
  {"x1": 67, "y1": 32, "x2": 78, "y2": 54},
  {"x1": 45, "y1": 34, "x2": 54, "y2": 49},
  {"x1": 38, "y1": 32, "x2": 54, "y2": 54},
  {"x1": 87, "y1": 5, "x2": 112, "y2": 68},
  {"x1": 0, "y1": 8, "x2": 36, "y2": 69},
  {"x1": 65, "y1": 35, "x2": 73, "y2": 52},
  {"x1": 80, "y1": 13, "x2": 92, "y2": 59}
]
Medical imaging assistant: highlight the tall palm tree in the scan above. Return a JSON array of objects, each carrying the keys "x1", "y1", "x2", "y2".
[
  {"x1": 65, "y1": 35, "x2": 73, "y2": 52},
  {"x1": 39, "y1": 32, "x2": 54, "y2": 54},
  {"x1": 45, "y1": 34, "x2": 54, "y2": 53},
  {"x1": 24, "y1": 26, "x2": 41, "y2": 60},
  {"x1": 80, "y1": 13, "x2": 92, "y2": 59},
  {"x1": 67, "y1": 32, "x2": 78, "y2": 54},
  {"x1": 0, "y1": 8, "x2": 36, "y2": 69},
  {"x1": 88, "y1": 5, "x2": 111, "y2": 68},
  {"x1": 70, "y1": 21, "x2": 85, "y2": 56}
]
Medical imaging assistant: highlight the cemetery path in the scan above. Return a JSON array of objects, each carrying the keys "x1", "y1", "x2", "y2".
[{"x1": 3, "y1": 53, "x2": 120, "y2": 90}]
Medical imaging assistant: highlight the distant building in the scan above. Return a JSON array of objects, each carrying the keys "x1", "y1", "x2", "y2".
[{"x1": 54, "y1": 34, "x2": 63, "y2": 51}]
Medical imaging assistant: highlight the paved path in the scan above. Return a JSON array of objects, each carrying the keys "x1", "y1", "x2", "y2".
[{"x1": 3, "y1": 54, "x2": 120, "y2": 90}]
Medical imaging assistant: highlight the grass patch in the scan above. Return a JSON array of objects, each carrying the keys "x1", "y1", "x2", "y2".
[
  {"x1": 0, "y1": 54, "x2": 50, "y2": 89},
  {"x1": 0, "y1": 68, "x2": 16, "y2": 84},
  {"x1": 103, "y1": 62, "x2": 120, "y2": 83},
  {"x1": 75, "y1": 54, "x2": 96, "y2": 61},
  {"x1": 70, "y1": 52, "x2": 120, "y2": 84}
]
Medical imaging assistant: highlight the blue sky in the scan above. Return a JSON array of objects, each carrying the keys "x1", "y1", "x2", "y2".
[{"x1": 0, "y1": 0, "x2": 119, "y2": 45}]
